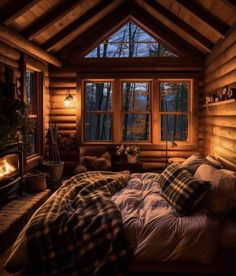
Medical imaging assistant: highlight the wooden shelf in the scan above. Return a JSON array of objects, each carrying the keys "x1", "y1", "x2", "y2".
[{"x1": 203, "y1": 98, "x2": 236, "y2": 107}]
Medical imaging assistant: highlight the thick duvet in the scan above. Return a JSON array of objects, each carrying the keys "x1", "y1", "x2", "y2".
[{"x1": 112, "y1": 172, "x2": 221, "y2": 264}]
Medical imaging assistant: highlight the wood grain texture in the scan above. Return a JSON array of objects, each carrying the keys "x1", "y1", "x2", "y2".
[
  {"x1": 203, "y1": 24, "x2": 236, "y2": 168},
  {"x1": 0, "y1": 24, "x2": 61, "y2": 67}
]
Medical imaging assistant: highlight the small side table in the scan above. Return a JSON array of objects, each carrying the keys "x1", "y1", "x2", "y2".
[
  {"x1": 168, "y1": 157, "x2": 186, "y2": 165},
  {"x1": 112, "y1": 162, "x2": 143, "y2": 173}
]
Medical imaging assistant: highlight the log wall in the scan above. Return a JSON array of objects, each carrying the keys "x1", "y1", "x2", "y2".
[
  {"x1": 203, "y1": 25, "x2": 236, "y2": 170},
  {"x1": 48, "y1": 70, "x2": 78, "y2": 172}
]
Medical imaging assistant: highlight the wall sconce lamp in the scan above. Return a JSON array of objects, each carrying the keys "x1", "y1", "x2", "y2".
[{"x1": 64, "y1": 90, "x2": 73, "y2": 107}]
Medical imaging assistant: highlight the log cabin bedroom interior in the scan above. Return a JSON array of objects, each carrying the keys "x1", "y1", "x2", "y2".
[{"x1": 0, "y1": 0, "x2": 235, "y2": 275}]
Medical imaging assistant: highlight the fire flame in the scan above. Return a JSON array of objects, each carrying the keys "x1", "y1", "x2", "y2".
[{"x1": 0, "y1": 159, "x2": 16, "y2": 179}]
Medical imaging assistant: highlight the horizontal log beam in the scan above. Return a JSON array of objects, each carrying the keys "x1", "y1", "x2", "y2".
[
  {"x1": 204, "y1": 125, "x2": 236, "y2": 140},
  {"x1": 205, "y1": 115, "x2": 236, "y2": 128},
  {"x1": 0, "y1": 24, "x2": 62, "y2": 67},
  {"x1": 205, "y1": 41, "x2": 236, "y2": 76},
  {"x1": 0, "y1": 54, "x2": 18, "y2": 68},
  {"x1": 205, "y1": 56, "x2": 236, "y2": 84},
  {"x1": 204, "y1": 69, "x2": 236, "y2": 92},
  {"x1": 0, "y1": 41, "x2": 20, "y2": 60},
  {"x1": 205, "y1": 25, "x2": 236, "y2": 66},
  {"x1": 75, "y1": 57, "x2": 203, "y2": 72}
]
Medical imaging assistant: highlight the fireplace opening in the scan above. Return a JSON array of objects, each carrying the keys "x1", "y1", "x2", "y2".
[
  {"x1": 0, "y1": 154, "x2": 19, "y2": 181},
  {"x1": 0, "y1": 142, "x2": 23, "y2": 204}
]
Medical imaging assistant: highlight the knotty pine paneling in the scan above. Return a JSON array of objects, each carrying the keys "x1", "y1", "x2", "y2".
[{"x1": 203, "y1": 24, "x2": 236, "y2": 170}]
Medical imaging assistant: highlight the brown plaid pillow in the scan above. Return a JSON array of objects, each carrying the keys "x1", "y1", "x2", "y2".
[{"x1": 158, "y1": 163, "x2": 211, "y2": 216}]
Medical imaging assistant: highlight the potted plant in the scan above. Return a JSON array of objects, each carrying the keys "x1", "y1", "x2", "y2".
[
  {"x1": 0, "y1": 82, "x2": 33, "y2": 150},
  {"x1": 43, "y1": 123, "x2": 64, "y2": 184}
]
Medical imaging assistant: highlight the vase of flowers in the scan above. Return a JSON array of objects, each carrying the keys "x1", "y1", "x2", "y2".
[{"x1": 116, "y1": 144, "x2": 140, "y2": 163}]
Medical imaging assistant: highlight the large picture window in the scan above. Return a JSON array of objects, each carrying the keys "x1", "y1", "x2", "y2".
[
  {"x1": 81, "y1": 78, "x2": 193, "y2": 145},
  {"x1": 84, "y1": 82, "x2": 113, "y2": 141}
]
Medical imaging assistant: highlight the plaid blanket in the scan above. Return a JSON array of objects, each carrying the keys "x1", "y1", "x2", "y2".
[{"x1": 25, "y1": 171, "x2": 131, "y2": 275}]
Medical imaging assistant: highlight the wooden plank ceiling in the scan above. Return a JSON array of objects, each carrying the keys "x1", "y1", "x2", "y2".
[{"x1": 0, "y1": 0, "x2": 235, "y2": 62}]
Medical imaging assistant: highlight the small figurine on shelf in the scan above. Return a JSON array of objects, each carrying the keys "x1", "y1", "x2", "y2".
[
  {"x1": 226, "y1": 88, "x2": 236, "y2": 100},
  {"x1": 222, "y1": 86, "x2": 228, "y2": 101}
]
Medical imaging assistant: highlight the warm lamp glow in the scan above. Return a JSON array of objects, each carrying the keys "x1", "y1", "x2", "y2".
[{"x1": 64, "y1": 90, "x2": 73, "y2": 107}]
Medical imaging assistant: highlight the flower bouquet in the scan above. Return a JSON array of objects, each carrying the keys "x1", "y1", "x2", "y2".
[{"x1": 116, "y1": 144, "x2": 140, "y2": 163}]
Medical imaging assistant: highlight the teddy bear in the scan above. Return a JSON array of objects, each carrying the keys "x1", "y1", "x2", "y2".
[{"x1": 74, "y1": 152, "x2": 111, "y2": 174}]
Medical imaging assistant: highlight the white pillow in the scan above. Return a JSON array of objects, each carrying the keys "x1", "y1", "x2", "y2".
[{"x1": 194, "y1": 164, "x2": 236, "y2": 217}]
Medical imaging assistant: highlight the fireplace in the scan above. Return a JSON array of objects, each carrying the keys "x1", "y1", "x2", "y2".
[{"x1": 0, "y1": 142, "x2": 23, "y2": 203}]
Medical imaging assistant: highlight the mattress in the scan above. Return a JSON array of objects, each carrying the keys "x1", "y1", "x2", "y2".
[{"x1": 112, "y1": 172, "x2": 221, "y2": 264}]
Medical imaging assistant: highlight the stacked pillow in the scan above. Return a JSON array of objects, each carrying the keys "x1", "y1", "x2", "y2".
[
  {"x1": 158, "y1": 163, "x2": 211, "y2": 216},
  {"x1": 194, "y1": 164, "x2": 236, "y2": 217},
  {"x1": 181, "y1": 153, "x2": 223, "y2": 174}
]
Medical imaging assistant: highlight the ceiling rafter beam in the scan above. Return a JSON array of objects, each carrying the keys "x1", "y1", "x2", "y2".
[
  {"x1": 0, "y1": 24, "x2": 62, "y2": 67},
  {"x1": 177, "y1": 0, "x2": 230, "y2": 37},
  {"x1": 41, "y1": 0, "x2": 113, "y2": 51},
  {"x1": 58, "y1": 2, "x2": 130, "y2": 60},
  {"x1": 130, "y1": 2, "x2": 203, "y2": 57},
  {"x1": 0, "y1": 0, "x2": 39, "y2": 25},
  {"x1": 143, "y1": 0, "x2": 214, "y2": 51},
  {"x1": 22, "y1": 0, "x2": 84, "y2": 40}
]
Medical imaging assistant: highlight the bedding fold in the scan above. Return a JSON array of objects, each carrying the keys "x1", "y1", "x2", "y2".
[{"x1": 5, "y1": 171, "x2": 131, "y2": 275}]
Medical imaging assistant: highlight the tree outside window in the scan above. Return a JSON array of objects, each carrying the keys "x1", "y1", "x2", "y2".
[{"x1": 160, "y1": 82, "x2": 189, "y2": 142}]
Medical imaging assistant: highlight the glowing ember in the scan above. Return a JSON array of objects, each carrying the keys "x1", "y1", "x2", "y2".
[{"x1": 0, "y1": 159, "x2": 16, "y2": 179}]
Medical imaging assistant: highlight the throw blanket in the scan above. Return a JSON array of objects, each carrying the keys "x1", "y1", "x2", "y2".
[{"x1": 25, "y1": 171, "x2": 131, "y2": 275}]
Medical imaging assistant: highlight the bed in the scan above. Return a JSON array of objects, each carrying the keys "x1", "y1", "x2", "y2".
[{"x1": 4, "y1": 154, "x2": 236, "y2": 275}]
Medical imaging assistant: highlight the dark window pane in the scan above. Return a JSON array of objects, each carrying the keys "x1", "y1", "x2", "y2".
[
  {"x1": 25, "y1": 119, "x2": 37, "y2": 156},
  {"x1": 26, "y1": 71, "x2": 36, "y2": 113},
  {"x1": 160, "y1": 82, "x2": 188, "y2": 112},
  {"x1": 122, "y1": 82, "x2": 149, "y2": 112},
  {"x1": 123, "y1": 114, "x2": 149, "y2": 141},
  {"x1": 85, "y1": 113, "x2": 112, "y2": 141},
  {"x1": 161, "y1": 115, "x2": 188, "y2": 141},
  {"x1": 85, "y1": 83, "x2": 112, "y2": 111}
]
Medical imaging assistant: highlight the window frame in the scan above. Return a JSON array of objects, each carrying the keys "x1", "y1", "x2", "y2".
[
  {"x1": 120, "y1": 79, "x2": 152, "y2": 143},
  {"x1": 79, "y1": 76, "x2": 197, "y2": 148},
  {"x1": 156, "y1": 79, "x2": 193, "y2": 145},
  {"x1": 24, "y1": 63, "x2": 44, "y2": 165},
  {"x1": 81, "y1": 79, "x2": 115, "y2": 143}
]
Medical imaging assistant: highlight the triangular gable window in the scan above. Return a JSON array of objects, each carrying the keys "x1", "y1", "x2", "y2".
[{"x1": 85, "y1": 21, "x2": 177, "y2": 58}]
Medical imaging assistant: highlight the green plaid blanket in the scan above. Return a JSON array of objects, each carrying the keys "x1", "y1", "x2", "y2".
[{"x1": 25, "y1": 171, "x2": 131, "y2": 275}]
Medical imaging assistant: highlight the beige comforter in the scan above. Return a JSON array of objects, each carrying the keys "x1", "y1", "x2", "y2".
[{"x1": 112, "y1": 172, "x2": 221, "y2": 264}]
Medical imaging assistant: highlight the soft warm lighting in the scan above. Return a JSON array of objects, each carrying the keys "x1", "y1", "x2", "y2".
[
  {"x1": 64, "y1": 90, "x2": 73, "y2": 107},
  {"x1": 0, "y1": 159, "x2": 16, "y2": 179}
]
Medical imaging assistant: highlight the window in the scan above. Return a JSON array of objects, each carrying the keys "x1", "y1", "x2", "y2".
[
  {"x1": 85, "y1": 21, "x2": 177, "y2": 58},
  {"x1": 84, "y1": 82, "x2": 113, "y2": 141},
  {"x1": 122, "y1": 82, "x2": 150, "y2": 141},
  {"x1": 25, "y1": 69, "x2": 43, "y2": 157},
  {"x1": 159, "y1": 81, "x2": 190, "y2": 142},
  {"x1": 81, "y1": 78, "x2": 193, "y2": 145}
]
